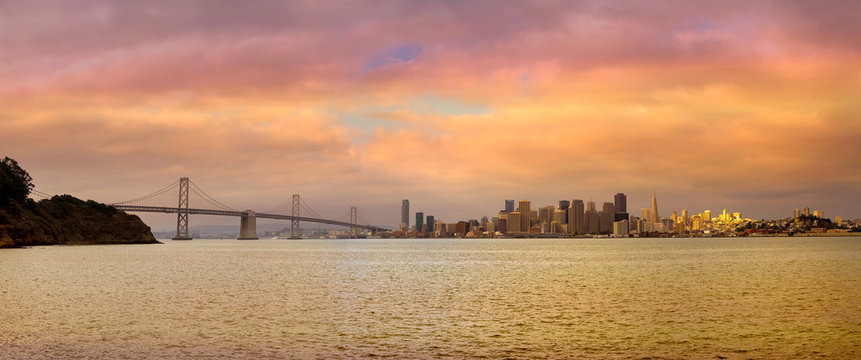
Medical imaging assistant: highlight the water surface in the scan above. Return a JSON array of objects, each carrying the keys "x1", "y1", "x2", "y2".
[{"x1": 1, "y1": 237, "x2": 859, "y2": 358}]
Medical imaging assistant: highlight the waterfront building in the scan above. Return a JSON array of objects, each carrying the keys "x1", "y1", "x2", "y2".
[
  {"x1": 426, "y1": 215, "x2": 435, "y2": 235},
  {"x1": 415, "y1": 212, "x2": 424, "y2": 232},
  {"x1": 539, "y1": 206, "x2": 553, "y2": 225},
  {"x1": 553, "y1": 209, "x2": 566, "y2": 225},
  {"x1": 559, "y1": 200, "x2": 570, "y2": 224},
  {"x1": 614, "y1": 193, "x2": 627, "y2": 213},
  {"x1": 691, "y1": 215, "x2": 702, "y2": 230},
  {"x1": 681, "y1": 209, "x2": 688, "y2": 227},
  {"x1": 613, "y1": 220, "x2": 629, "y2": 236},
  {"x1": 508, "y1": 212, "x2": 522, "y2": 233},
  {"x1": 585, "y1": 208, "x2": 600, "y2": 234},
  {"x1": 401, "y1": 200, "x2": 410, "y2": 230},
  {"x1": 569, "y1": 200, "x2": 585, "y2": 235},
  {"x1": 518, "y1": 200, "x2": 531, "y2": 233},
  {"x1": 650, "y1": 190, "x2": 659, "y2": 223},
  {"x1": 703, "y1": 210, "x2": 711, "y2": 223},
  {"x1": 600, "y1": 202, "x2": 614, "y2": 234}
]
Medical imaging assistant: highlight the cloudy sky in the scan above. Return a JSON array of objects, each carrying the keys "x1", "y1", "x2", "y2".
[{"x1": 2, "y1": 0, "x2": 859, "y2": 229}]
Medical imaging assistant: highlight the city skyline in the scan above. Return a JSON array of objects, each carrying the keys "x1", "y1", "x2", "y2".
[{"x1": 1, "y1": 1, "x2": 859, "y2": 228}]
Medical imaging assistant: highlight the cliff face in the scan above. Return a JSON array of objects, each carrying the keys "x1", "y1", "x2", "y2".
[{"x1": 0, "y1": 195, "x2": 159, "y2": 248}]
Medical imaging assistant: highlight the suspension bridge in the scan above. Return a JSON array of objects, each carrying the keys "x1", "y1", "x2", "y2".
[{"x1": 36, "y1": 177, "x2": 388, "y2": 240}]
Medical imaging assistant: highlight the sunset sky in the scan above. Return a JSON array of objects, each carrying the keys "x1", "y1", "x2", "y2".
[{"x1": 2, "y1": 1, "x2": 859, "y2": 229}]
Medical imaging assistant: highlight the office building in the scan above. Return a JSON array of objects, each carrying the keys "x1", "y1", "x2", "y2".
[
  {"x1": 504, "y1": 200, "x2": 515, "y2": 213},
  {"x1": 569, "y1": 200, "x2": 585, "y2": 235},
  {"x1": 426, "y1": 215, "x2": 435, "y2": 234},
  {"x1": 415, "y1": 212, "x2": 424, "y2": 232},
  {"x1": 600, "y1": 202, "x2": 614, "y2": 234},
  {"x1": 650, "y1": 190, "x2": 659, "y2": 223},
  {"x1": 614, "y1": 193, "x2": 627, "y2": 213},
  {"x1": 559, "y1": 200, "x2": 570, "y2": 224},
  {"x1": 509, "y1": 212, "x2": 522, "y2": 233},
  {"x1": 518, "y1": 200, "x2": 531, "y2": 233},
  {"x1": 401, "y1": 200, "x2": 410, "y2": 229},
  {"x1": 585, "y1": 207, "x2": 600, "y2": 234}
]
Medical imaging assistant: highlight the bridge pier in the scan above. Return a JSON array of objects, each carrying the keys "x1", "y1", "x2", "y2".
[{"x1": 238, "y1": 210, "x2": 259, "y2": 240}]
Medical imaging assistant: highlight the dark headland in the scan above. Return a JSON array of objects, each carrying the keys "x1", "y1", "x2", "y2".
[{"x1": 0, "y1": 157, "x2": 159, "y2": 248}]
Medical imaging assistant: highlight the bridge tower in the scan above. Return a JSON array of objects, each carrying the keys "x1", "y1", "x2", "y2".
[
  {"x1": 290, "y1": 194, "x2": 300, "y2": 239},
  {"x1": 350, "y1": 206, "x2": 358, "y2": 238},
  {"x1": 172, "y1": 177, "x2": 192, "y2": 240},
  {"x1": 238, "y1": 210, "x2": 259, "y2": 240}
]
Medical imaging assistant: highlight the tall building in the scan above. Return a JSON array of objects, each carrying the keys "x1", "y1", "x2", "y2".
[
  {"x1": 504, "y1": 200, "x2": 515, "y2": 213},
  {"x1": 681, "y1": 209, "x2": 688, "y2": 226},
  {"x1": 401, "y1": 200, "x2": 410, "y2": 229},
  {"x1": 415, "y1": 212, "x2": 424, "y2": 232},
  {"x1": 559, "y1": 200, "x2": 570, "y2": 210},
  {"x1": 569, "y1": 200, "x2": 585, "y2": 235},
  {"x1": 650, "y1": 190, "x2": 659, "y2": 223},
  {"x1": 641, "y1": 208, "x2": 650, "y2": 222},
  {"x1": 426, "y1": 215, "x2": 435, "y2": 234},
  {"x1": 803, "y1": 207, "x2": 810, "y2": 216},
  {"x1": 703, "y1": 210, "x2": 711, "y2": 223},
  {"x1": 553, "y1": 209, "x2": 566, "y2": 226},
  {"x1": 509, "y1": 212, "x2": 522, "y2": 233},
  {"x1": 585, "y1": 207, "x2": 600, "y2": 234},
  {"x1": 794, "y1": 208, "x2": 800, "y2": 218},
  {"x1": 614, "y1": 193, "x2": 627, "y2": 213},
  {"x1": 614, "y1": 192, "x2": 629, "y2": 222},
  {"x1": 518, "y1": 200, "x2": 531, "y2": 233},
  {"x1": 600, "y1": 202, "x2": 615, "y2": 234}
]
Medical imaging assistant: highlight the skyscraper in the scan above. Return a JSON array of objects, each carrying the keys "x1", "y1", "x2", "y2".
[
  {"x1": 426, "y1": 215, "x2": 435, "y2": 234},
  {"x1": 558, "y1": 200, "x2": 570, "y2": 224},
  {"x1": 569, "y1": 200, "x2": 585, "y2": 235},
  {"x1": 401, "y1": 200, "x2": 409, "y2": 229},
  {"x1": 509, "y1": 212, "x2": 522, "y2": 233},
  {"x1": 504, "y1": 200, "x2": 515, "y2": 213},
  {"x1": 559, "y1": 200, "x2": 570, "y2": 210},
  {"x1": 585, "y1": 205, "x2": 599, "y2": 234},
  {"x1": 614, "y1": 193, "x2": 627, "y2": 213},
  {"x1": 650, "y1": 190, "x2": 659, "y2": 223},
  {"x1": 600, "y1": 202, "x2": 614, "y2": 234},
  {"x1": 415, "y1": 212, "x2": 424, "y2": 232},
  {"x1": 518, "y1": 200, "x2": 531, "y2": 233},
  {"x1": 614, "y1": 192, "x2": 629, "y2": 222}
]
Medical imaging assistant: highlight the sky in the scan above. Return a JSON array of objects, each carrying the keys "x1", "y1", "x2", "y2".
[{"x1": 1, "y1": 0, "x2": 860, "y2": 229}]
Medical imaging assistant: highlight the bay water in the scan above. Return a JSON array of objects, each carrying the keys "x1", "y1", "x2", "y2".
[{"x1": 1, "y1": 237, "x2": 859, "y2": 358}]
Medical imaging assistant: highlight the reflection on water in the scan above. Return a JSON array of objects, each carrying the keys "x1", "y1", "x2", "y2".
[{"x1": 1, "y1": 237, "x2": 859, "y2": 358}]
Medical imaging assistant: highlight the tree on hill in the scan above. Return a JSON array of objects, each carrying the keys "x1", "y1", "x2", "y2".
[{"x1": 0, "y1": 156, "x2": 34, "y2": 206}]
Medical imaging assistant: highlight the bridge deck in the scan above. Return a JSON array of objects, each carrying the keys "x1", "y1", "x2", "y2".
[{"x1": 112, "y1": 205, "x2": 389, "y2": 233}]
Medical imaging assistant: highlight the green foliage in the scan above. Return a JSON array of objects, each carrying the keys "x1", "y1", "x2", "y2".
[{"x1": 0, "y1": 157, "x2": 34, "y2": 206}]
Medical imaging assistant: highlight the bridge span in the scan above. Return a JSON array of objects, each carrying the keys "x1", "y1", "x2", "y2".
[{"x1": 108, "y1": 177, "x2": 389, "y2": 240}]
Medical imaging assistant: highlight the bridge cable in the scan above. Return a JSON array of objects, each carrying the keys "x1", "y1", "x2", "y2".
[
  {"x1": 188, "y1": 180, "x2": 238, "y2": 211},
  {"x1": 109, "y1": 180, "x2": 179, "y2": 206}
]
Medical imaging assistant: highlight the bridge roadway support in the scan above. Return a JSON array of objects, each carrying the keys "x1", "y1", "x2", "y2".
[{"x1": 237, "y1": 210, "x2": 259, "y2": 240}]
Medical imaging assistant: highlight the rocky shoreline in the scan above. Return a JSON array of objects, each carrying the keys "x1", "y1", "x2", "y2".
[{"x1": 0, "y1": 195, "x2": 160, "y2": 248}]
